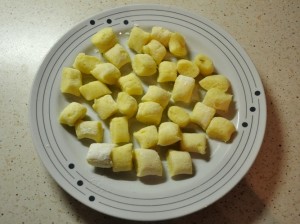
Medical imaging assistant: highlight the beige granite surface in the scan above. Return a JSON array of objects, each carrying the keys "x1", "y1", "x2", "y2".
[{"x1": 0, "y1": 0, "x2": 299, "y2": 223}]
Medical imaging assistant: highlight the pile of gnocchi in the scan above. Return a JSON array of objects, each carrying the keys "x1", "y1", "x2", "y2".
[{"x1": 59, "y1": 26, "x2": 236, "y2": 178}]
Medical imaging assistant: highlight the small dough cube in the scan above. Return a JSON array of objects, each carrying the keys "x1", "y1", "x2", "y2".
[
  {"x1": 60, "y1": 67, "x2": 82, "y2": 96},
  {"x1": 169, "y1": 32, "x2": 187, "y2": 57},
  {"x1": 134, "y1": 148, "x2": 162, "y2": 177},
  {"x1": 103, "y1": 44, "x2": 131, "y2": 69},
  {"x1": 59, "y1": 102, "x2": 87, "y2": 126},
  {"x1": 92, "y1": 95, "x2": 118, "y2": 120},
  {"x1": 172, "y1": 75, "x2": 195, "y2": 103},
  {"x1": 151, "y1": 26, "x2": 172, "y2": 47},
  {"x1": 194, "y1": 54, "x2": 214, "y2": 76},
  {"x1": 112, "y1": 143, "x2": 133, "y2": 172},
  {"x1": 136, "y1": 102, "x2": 163, "y2": 126},
  {"x1": 157, "y1": 61, "x2": 177, "y2": 83},
  {"x1": 110, "y1": 117, "x2": 130, "y2": 144},
  {"x1": 167, "y1": 150, "x2": 193, "y2": 177},
  {"x1": 167, "y1": 106, "x2": 190, "y2": 128},
  {"x1": 177, "y1": 59, "x2": 199, "y2": 78},
  {"x1": 73, "y1": 53, "x2": 101, "y2": 74},
  {"x1": 141, "y1": 85, "x2": 171, "y2": 108},
  {"x1": 190, "y1": 102, "x2": 216, "y2": 130},
  {"x1": 132, "y1": 54, "x2": 157, "y2": 76},
  {"x1": 79, "y1": 81, "x2": 111, "y2": 101},
  {"x1": 116, "y1": 92, "x2": 138, "y2": 118},
  {"x1": 133, "y1": 125, "x2": 158, "y2": 149},
  {"x1": 91, "y1": 27, "x2": 117, "y2": 53},
  {"x1": 91, "y1": 63, "x2": 121, "y2": 85},
  {"x1": 206, "y1": 117, "x2": 236, "y2": 142},
  {"x1": 202, "y1": 88, "x2": 232, "y2": 112},
  {"x1": 158, "y1": 122, "x2": 181, "y2": 146},
  {"x1": 128, "y1": 27, "x2": 151, "y2": 53},
  {"x1": 118, "y1": 73, "x2": 143, "y2": 96},
  {"x1": 199, "y1": 74, "x2": 231, "y2": 92},
  {"x1": 86, "y1": 143, "x2": 115, "y2": 168},
  {"x1": 75, "y1": 120, "x2": 103, "y2": 143},
  {"x1": 180, "y1": 133, "x2": 207, "y2": 154},
  {"x1": 142, "y1": 39, "x2": 167, "y2": 64}
]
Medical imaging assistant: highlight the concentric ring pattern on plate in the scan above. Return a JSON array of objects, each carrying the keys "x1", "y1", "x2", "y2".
[{"x1": 30, "y1": 4, "x2": 266, "y2": 221}]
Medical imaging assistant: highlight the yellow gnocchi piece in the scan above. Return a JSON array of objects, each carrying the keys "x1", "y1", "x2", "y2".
[
  {"x1": 169, "y1": 32, "x2": 187, "y2": 57},
  {"x1": 180, "y1": 133, "x2": 207, "y2": 154},
  {"x1": 112, "y1": 143, "x2": 133, "y2": 172},
  {"x1": 136, "y1": 102, "x2": 163, "y2": 126},
  {"x1": 132, "y1": 54, "x2": 157, "y2": 76},
  {"x1": 92, "y1": 95, "x2": 118, "y2": 120},
  {"x1": 151, "y1": 26, "x2": 172, "y2": 47},
  {"x1": 199, "y1": 74, "x2": 231, "y2": 92},
  {"x1": 59, "y1": 102, "x2": 87, "y2": 126},
  {"x1": 79, "y1": 81, "x2": 112, "y2": 101},
  {"x1": 91, "y1": 63, "x2": 121, "y2": 85},
  {"x1": 142, "y1": 39, "x2": 167, "y2": 64},
  {"x1": 133, "y1": 125, "x2": 158, "y2": 149},
  {"x1": 167, "y1": 106, "x2": 190, "y2": 128},
  {"x1": 158, "y1": 122, "x2": 181, "y2": 146},
  {"x1": 194, "y1": 54, "x2": 214, "y2": 76},
  {"x1": 167, "y1": 150, "x2": 193, "y2": 177},
  {"x1": 128, "y1": 27, "x2": 151, "y2": 53},
  {"x1": 118, "y1": 72, "x2": 144, "y2": 96},
  {"x1": 202, "y1": 88, "x2": 233, "y2": 112},
  {"x1": 190, "y1": 102, "x2": 216, "y2": 130},
  {"x1": 157, "y1": 61, "x2": 177, "y2": 83},
  {"x1": 177, "y1": 59, "x2": 199, "y2": 78},
  {"x1": 60, "y1": 67, "x2": 82, "y2": 96},
  {"x1": 73, "y1": 53, "x2": 101, "y2": 74},
  {"x1": 75, "y1": 120, "x2": 103, "y2": 143},
  {"x1": 110, "y1": 117, "x2": 130, "y2": 144},
  {"x1": 141, "y1": 85, "x2": 171, "y2": 108},
  {"x1": 134, "y1": 148, "x2": 162, "y2": 177},
  {"x1": 91, "y1": 27, "x2": 118, "y2": 53},
  {"x1": 206, "y1": 117, "x2": 236, "y2": 142},
  {"x1": 171, "y1": 75, "x2": 195, "y2": 103},
  {"x1": 116, "y1": 92, "x2": 138, "y2": 118},
  {"x1": 103, "y1": 43, "x2": 131, "y2": 69}
]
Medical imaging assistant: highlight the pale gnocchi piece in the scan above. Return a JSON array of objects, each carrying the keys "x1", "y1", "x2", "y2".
[
  {"x1": 75, "y1": 120, "x2": 103, "y2": 143},
  {"x1": 180, "y1": 133, "x2": 207, "y2": 154},
  {"x1": 90, "y1": 63, "x2": 121, "y2": 85},
  {"x1": 60, "y1": 67, "x2": 82, "y2": 96},
  {"x1": 199, "y1": 74, "x2": 231, "y2": 92},
  {"x1": 59, "y1": 102, "x2": 87, "y2": 126},
  {"x1": 151, "y1": 26, "x2": 172, "y2": 47},
  {"x1": 142, "y1": 39, "x2": 167, "y2": 64},
  {"x1": 92, "y1": 95, "x2": 118, "y2": 120},
  {"x1": 132, "y1": 54, "x2": 157, "y2": 76},
  {"x1": 169, "y1": 32, "x2": 188, "y2": 57},
  {"x1": 190, "y1": 102, "x2": 216, "y2": 130},
  {"x1": 133, "y1": 125, "x2": 158, "y2": 149},
  {"x1": 171, "y1": 75, "x2": 195, "y2": 103},
  {"x1": 79, "y1": 81, "x2": 112, "y2": 101},
  {"x1": 91, "y1": 27, "x2": 118, "y2": 53},
  {"x1": 112, "y1": 143, "x2": 133, "y2": 172},
  {"x1": 136, "y1": 102, "x2": 163, "y2": 126},
  {"x1": 157, "y1": 122, "x2": 181, "y2": 146},
  {"x1": 202, "y1": 88, "x2": 232, "y2": 112},
  {"x1": 86, "y1": 143, "x2": 115, "y2": 168},
  {"x1": 157, "y1": 61, "x2": 177, "y2": 83},
  {"x1": 110, "y1": 117, "x2": 130, "y2": 144},
  {"x1": 166, "y1": 150, "x2": 193, "y2": 177},
  {"x1": 128, "y1": 26, "x2": 151, "y2": 53},
  {"x1": 141, "y1": 85, "x2": 171, "y2": 108},
  {"x1": 103, "y1": 43, "x2": 131, "y2": 69},
  {"x1": 167, "y1": 106, "x2": 190, "y2": 128},
  {"x1": 177, "y1": 59, "x2": 199, "y2": 78},
  {"x1": 118, "y1": 72, "x2": 144, "y2": 96},
  {"x1": 206, "y1": 117, "x2": 236, "y2": 142},
  {"x1": 116, "y1": 92, "x2": 138, "y2": 118},
  {"x1": 73, "y1": 53, "x2": 101, "y2": 74},
  {"x1": 194, "y1": 54, "x2": 214, "y2": 76},
  {"x1": 134, "y1": 148, "x2": 162, "y2": 177}
]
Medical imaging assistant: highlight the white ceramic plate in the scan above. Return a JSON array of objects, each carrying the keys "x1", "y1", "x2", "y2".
[{"x1": 30, "y1": 4, "x2": 266, "y2": 221}]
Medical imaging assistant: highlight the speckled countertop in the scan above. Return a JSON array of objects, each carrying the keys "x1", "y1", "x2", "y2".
[{"x1": 0, "y1": 0, "x2": 299, "y2": 223}]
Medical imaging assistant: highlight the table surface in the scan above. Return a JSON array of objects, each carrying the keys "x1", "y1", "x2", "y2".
[{"x1": 1, "y1": 0, "x2": 299, "y2": 223}]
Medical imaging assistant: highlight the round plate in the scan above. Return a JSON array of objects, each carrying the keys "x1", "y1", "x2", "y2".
[{"x1": 29, "y1": 4, "x2": 266, "y2": 221}]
